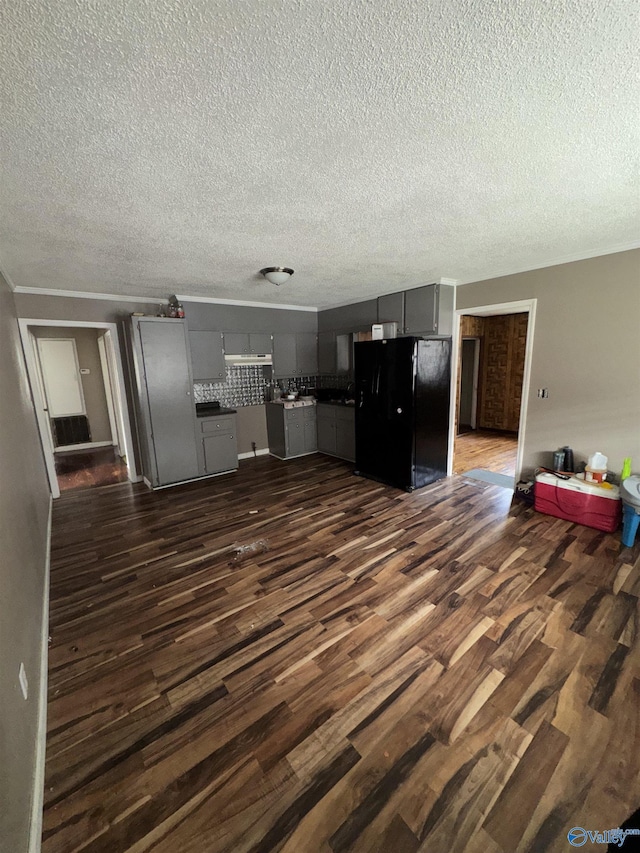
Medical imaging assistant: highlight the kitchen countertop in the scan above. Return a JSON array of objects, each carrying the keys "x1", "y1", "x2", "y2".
[
  {"x1": 195, "y1": 404, "x2": 237, "y2": 417},
  {"x1": 270, "y1": 399, "x2": 316, "y2": 409},
  {"x1": 316, "y1": 399, "x2": 356, "y2": 407}
]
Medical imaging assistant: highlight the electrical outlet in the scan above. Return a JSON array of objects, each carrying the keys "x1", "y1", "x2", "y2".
[
  {"x1": 19, "y1": 662, "x2": 28, "y2": 700},
  {"x1": 537, "y1": 388, "x2": 549, "y2": 398}
]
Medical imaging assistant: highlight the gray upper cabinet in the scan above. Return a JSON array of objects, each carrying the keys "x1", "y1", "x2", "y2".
[
  {"x1": 133, "y1": 318, "x2": 200, "y2": 487},
  {"x1": 296, "y1": 332, "x2": 318, "y2": 375},
  {"x1": 318, "y1": 331, "x2": 337, "y2": 374},
  {"x1": 223, "y1": 332, "x2": 250, "y2": 354},
  {"x1": 336, "y1": 333, "x2": 353, "y2": 376},
  {"x1": 404, "y1": 284, "x2": 454, "y2": 336},
  {"x1": 272, "y1": 333, "x2": 297, "y2": 376},
  {"x1": 249, "y1": 333, "x2": 272, "y2": 354},
  {"x1": 224, "y1": 332, "x2": 273, "y2": 354},
  {"x1": 377, "y1": 292, "x2": 405, "y2": 327},
  {"x1": 189, "y1": 330, "x2": 225, "y2": 381}
]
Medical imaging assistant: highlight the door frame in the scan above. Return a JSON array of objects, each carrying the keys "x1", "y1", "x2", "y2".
[
  {"x1": 97, "y1": 330, "x2": 122, "y2": 454},
  {"x1": 458, "y1": 336, "x2": 480, "y2": 431},
  {"x1": 18, "y1": 319, "x2": 139, "y2": 498},
  {"x1": 447, "y1": 298, "x2": 537, "y2": 480}
]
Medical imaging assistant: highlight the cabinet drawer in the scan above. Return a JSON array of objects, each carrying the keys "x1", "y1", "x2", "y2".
[
  {"x1": 303, "y1": 406, "x2": 316, "y2": 421},
  {"x1": 200, "y1": 416, "x2": 235, "y2": 434},
  {"x1": 335, "y1": 406, "x2": 355, "y2": 422},
  {"x1": 285, "y1": 408, "x2": 301, "y2": 422}
]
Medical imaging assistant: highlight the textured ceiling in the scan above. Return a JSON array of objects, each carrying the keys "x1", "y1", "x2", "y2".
[{"x1": 1, "y1": 0, "x2": 638, "y2": 308}]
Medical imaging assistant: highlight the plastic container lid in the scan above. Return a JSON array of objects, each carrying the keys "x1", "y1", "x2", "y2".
[{"x1": 620, "y1": 475, "x2": 640, "y2": 508}]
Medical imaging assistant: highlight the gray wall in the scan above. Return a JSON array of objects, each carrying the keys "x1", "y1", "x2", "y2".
[
  {"x1": 182, "y1": 300, "x2": 317, "y2": 333},
  {"x1": 14, "y1": 293, "x2": 319, "y2": 468},
  {"x1": 235, "y1": 404, "x2": 269, "y2": 455},
  {"x1": 14, "y1": 294, "x2": 157, "y2": 472},
  {"x1": 456, "y1": 249, "x2": 640, "y2": 474},
  {"x1": 318, "y1": 298, "x2": 377, "y2": 332},
  {"x1": 0, "y1": 276, "x2": 51, "y2": 852},
  {"x1": 32, "y1": 327, "x2": 113, "y2": 444}
]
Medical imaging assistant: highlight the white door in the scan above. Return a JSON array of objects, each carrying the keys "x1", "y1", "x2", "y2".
[{"x1": 36, "y1": 338, "x2": 86, "y2": 417}]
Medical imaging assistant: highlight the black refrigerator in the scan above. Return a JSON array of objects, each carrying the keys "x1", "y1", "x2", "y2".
[{"x1": 354, "y1": 337, "x2": 451, "y2": 491}]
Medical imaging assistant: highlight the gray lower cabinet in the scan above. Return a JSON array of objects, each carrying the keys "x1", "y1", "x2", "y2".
[
  {"x1": 266, "y1": 404, "x2": 317, "y2": 458},
  {"x1": 316, "y1": 404, "x2": 355, "y2": 462},
  {"x1": 304, "y1": 416, "x2": 317, "y2": 453},
  {"x1": 403, "y1": 284, "x2": 454, "y2": 336},
  {"x1": 199, "y1": 415, "x2": 238, "y2": 474},
  {"x1": 130, "y1": 318, "x2": 200, "y2": 487},
  {"x1": 189, "y1": 330, "x2": 225, "y2": 380}
]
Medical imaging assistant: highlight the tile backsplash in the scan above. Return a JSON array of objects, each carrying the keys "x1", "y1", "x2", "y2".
[
  {"x1": 194, "y1": 365, "x2": 353, "y2": 407},
  {"x1": 194, "y1": 364, "x2": 269, "y2": 407}
]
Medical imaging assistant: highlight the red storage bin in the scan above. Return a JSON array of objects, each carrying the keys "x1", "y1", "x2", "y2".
[{"x1": 534, "y1": 472, "x2": 621, "y2": 532}]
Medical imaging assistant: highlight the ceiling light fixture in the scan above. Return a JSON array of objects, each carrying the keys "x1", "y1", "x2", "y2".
[{"x1": 260, "y1": 266, "x2": 294, "y2": 286}]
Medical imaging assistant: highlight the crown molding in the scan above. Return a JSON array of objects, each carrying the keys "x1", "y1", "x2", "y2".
[
  {"x1": 13, "y1": 287, "x2": 169, "y2": 304},
  {"x1": 455, "y1": 242, "x2": 640, "y2": 287},
  {"x1": 175, "y1": 294, "x2": 318, "y2": 312},
  {"x1": 0, "y1": 258, "x2": 18, "y2": 291}
]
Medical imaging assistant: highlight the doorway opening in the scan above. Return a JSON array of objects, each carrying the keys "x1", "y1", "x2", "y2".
[
  {"x1": 448, "y1": 299, "x2": 536, "y2": 485},
  {"x1": 19, "y1": 319, "x2": 138, "y2": 497}
]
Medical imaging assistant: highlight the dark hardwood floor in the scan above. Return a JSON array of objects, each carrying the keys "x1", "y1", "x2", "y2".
[
  {"x1": 454, "y1": 429, "x2": 519, "y2": 476},
  {"x1": 44, "y1": 455, "x2": 639, "y2": 852},
  {"x1": 55, "y1": 446, "x2": 129, "y2": 491}
]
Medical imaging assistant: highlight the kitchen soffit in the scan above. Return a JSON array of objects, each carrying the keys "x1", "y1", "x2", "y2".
[{"x1": 0, "y1": 0, "x2": 638, "y2": 309}]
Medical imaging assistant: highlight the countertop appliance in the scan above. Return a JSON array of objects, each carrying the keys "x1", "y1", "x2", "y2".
[{"x1": 354, "y1": 337, "x2": 451, "y2": 490}]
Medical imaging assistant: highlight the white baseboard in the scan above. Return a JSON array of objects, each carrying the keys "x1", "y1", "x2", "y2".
[
  {"x1": 54, "y1": 441, "x2": 114, "y2": 453},
  {"x1": 29, "y1": 496, "x2": 52, "y2": 853},
  {"x1": 237, "y1": 448, "x2": 270, "y2": 460},
  {"x1": 269, "y1": 450, "x2": 318, "y2": 461}
]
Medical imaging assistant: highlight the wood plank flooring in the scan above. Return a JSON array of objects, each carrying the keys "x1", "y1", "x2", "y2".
[
  {"x1": 55, "y1": 446, "x2": 129, "y2": 491},
  {"x1": 44, "y1": 455, "x2": 640, "y2": 852},
  {"x1": 454, "y1": 429, "x2": 519, "y2": 476}
]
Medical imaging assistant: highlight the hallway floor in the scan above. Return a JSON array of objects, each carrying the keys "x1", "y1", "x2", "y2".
[
  {"x1": 454, "y1": 429, "x2": 519, "y2": 476},
  {"x1": 54, "y1": 446, "x2": 129, "y2": 491}
]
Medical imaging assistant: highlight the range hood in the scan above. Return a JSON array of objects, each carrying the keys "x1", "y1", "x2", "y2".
[{"x1": 224, "y1": 353, "x2": 273, "y2": 366}]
